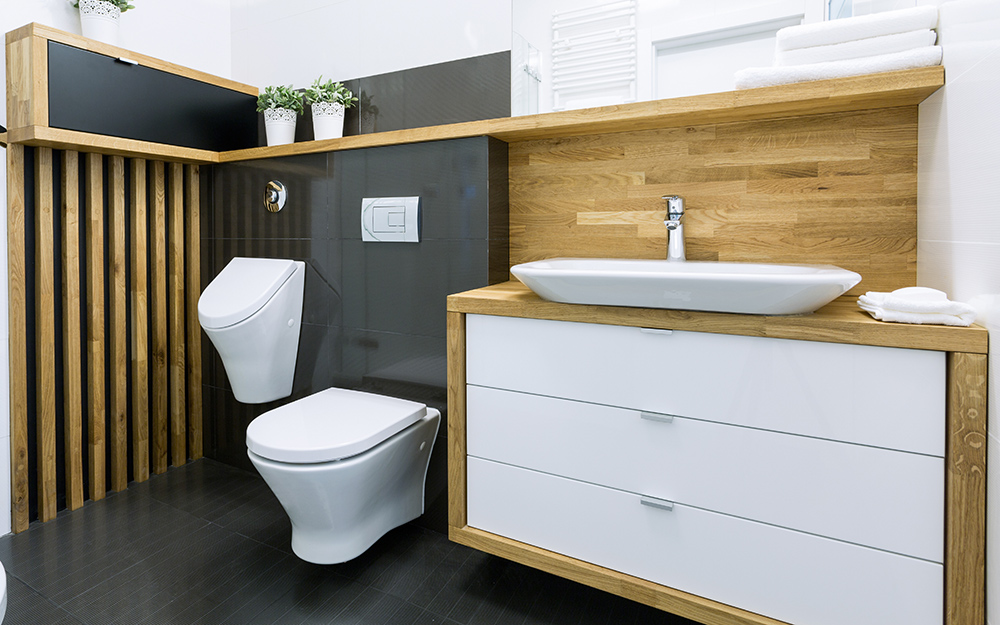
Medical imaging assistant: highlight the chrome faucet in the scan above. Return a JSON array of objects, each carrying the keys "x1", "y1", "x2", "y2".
[{"x1": 663, "y1": 195, "x2": 685, "y2": 261}]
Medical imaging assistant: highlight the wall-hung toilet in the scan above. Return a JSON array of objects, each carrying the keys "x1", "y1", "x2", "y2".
[
  {"x1": 247, "y1": 388, "x2": 440, "y2": 564},
  {"x1": 198, "y1": 257, "x2": 305, "y2": 404}
]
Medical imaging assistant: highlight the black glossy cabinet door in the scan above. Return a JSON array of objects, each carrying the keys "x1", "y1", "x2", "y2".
[{"x1": 47, "y1": 41, "x2": 258, "y2": 151}]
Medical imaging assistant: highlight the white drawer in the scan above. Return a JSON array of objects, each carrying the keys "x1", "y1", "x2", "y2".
[
  {"x1": 467, "y1": 457, "x2": 942, "y2": 625},
  {"x1": 466, "y1": 314, "x2": 945, "y2": 456},
  {"x1": 467, "y1": 385, "x2": 943, "y2": 562}
]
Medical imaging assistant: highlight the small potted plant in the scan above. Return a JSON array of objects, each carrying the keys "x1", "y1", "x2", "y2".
[
  {"x1": 257, "y1": 85, "x2": 304, "y2": 147},
  {"x1": 72, "y1": 0, "x2": 135, "y2": 45},
  {"x1": 304, "y1": 76, "x2": 359, "y2": 141}
]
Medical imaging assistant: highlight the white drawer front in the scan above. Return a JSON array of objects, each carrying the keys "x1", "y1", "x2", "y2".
[
  {"x1": 467, "y1": 385, "x2": 943, "y2": 562},
  {"x1": 467, "y1": 458, "x2": 942, "y2": 625},
  {"x1": 466, "y1": 314, "x2": 945, "y2": 456}
]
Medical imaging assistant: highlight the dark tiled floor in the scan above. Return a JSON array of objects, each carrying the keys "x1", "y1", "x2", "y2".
[{"x1": 0, "y1": 459, "x2": 695, "y2": 625}]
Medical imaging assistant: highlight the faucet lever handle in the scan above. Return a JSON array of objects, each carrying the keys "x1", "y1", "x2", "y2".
[{"x1": 662, "y1": 195, "x2": 684, "y2": 219}]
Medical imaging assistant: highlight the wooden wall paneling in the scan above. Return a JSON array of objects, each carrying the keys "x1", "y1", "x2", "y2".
[
  {"x1": 507, "y1": 107, "x2": 919, "y2": 294},
  {"x1": 60, "y1": 150, "x2": 85, "y2": 510},
  {"x1": 167, "y1": 162, "x2": 187, "y2": 466},
  {"x1": 7, "y1": 144, "x2": 29, "y2": 532},
  {"x1": 945, "y1": 352, "x2": 988, "y2": 625},
  {"x1": 130, "y1": 158, "x2": 150, "y2": 482},
  {"x1": 34, "y1": 147, "x2": 58, "y2": 521},
  {"x1": 107, "y1": 155, "x2": 128, "y2": 492},
  {"x1": 150, "y1": 160, "x2": 169, "y2": 474},
  {"x1": 447, "y1": 311, "x2": 468, "y2": 531},
  {"x1": 84, "y1": 152, "x2": 106, "y2": 500},
  {"x1": 185, "y1": 165, "x2": 203, "y2": 460}
]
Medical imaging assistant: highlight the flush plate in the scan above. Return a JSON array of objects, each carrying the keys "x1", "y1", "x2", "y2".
[{"x1": 361, "y1": 197, "x2": 420, "y2": 242}]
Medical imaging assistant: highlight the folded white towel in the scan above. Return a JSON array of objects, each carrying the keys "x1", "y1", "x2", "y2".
[
  {"x1": 735, "y1": 46, "x2": 942, "y2": 89},
  {"x1": 858, "y1": 286, "x2": 977, "y2": 326},
  {"x1": 776, "y1": 29, "x2": 937, "y2": 66},
  {"x1": 776, "y1": 5, "x2": 938, "y2": 51}
]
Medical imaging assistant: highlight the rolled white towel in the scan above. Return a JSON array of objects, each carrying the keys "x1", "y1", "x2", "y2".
[
  {"x1": 776, "y1": 5, "x2": 938, "y2": 51},
  {"x1": 775, "y1": 29, "x2": 937, "y2": 66},
  {"x1": 735, "y1": 46, "x2": 942, "y2": 90},
  {"x1": 857, "y1": 286, "x2": 977, "y2": 326}
]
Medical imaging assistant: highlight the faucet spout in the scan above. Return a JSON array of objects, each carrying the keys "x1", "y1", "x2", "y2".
[{"x1": 662, "y1": 195, "x2": 685, "y2": 261}]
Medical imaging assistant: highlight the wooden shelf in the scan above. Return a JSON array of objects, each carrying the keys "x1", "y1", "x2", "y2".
[
  {"x1": 447, "y1": 281, "x2": 988, "y2": 354},
  {"x1": 219, "y1": 65, "x2": 945, "y2": 162},
  {"x1": 8, "y1": 125, "x2": 219, "y2": 164}
]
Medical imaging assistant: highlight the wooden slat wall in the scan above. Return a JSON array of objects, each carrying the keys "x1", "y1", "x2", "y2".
[
  {"x1": 7, "y1": 150, "x2": 203, "y2": 531},
  {"x1": 508, "y1": 106, "x2": 919, "y2": 295}
]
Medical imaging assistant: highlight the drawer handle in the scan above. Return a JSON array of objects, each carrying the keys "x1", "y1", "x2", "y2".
[
  {"x1": 641, "y1": 411, "x2": 674, "y2": 423},
  {"x1": 640, "y1": 496, "x2": 675, "y2": 511},
  {"x1": 116, "y1": 57, "x2": 139, "y2": 66},
  {"x1": 639, "y1": 327, "x2": 673, "y2": 335}
]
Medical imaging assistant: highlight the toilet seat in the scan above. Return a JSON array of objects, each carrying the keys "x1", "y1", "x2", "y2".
[
  {"x1": 199, "y1": 257, "x2": 298, "y2": 329},
  {"x1": 247, "y1": 388, "x2": 427, "y2": 463}
]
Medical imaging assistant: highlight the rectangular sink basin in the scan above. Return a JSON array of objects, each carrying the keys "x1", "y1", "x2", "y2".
[{"x1": 510, "y1": 258, "x2": 862, "y2": 315}]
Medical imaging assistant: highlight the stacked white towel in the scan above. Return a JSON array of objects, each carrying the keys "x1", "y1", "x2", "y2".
[
  {"x1": 858, "y1": 286, "x2": 977, "y2": 327},
  {"x1": 735, "y1": 6, "x2": 941, "y2": 89}
]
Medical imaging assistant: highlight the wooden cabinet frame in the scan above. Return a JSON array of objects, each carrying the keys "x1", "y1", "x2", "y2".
[{"x1": 447, "y1": 284, "x2": 988, "y2": 625}]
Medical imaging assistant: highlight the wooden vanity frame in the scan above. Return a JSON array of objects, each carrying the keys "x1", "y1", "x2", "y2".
[{"x1": 446, "y1": 283, "x2": 988, "y2": 625}]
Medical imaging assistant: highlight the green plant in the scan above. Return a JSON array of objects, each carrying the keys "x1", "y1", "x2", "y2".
[
  {"x1": 304, "y1": 76, "x2": 359, "y2": 108},
  {"x1": 72, "y1": 0, "x2": 136, "y2": 13},
  {"x1": 256, "y1": 85, "x2": 304, "y2": 115}
]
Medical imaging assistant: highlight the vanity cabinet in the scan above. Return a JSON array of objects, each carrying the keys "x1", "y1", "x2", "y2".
[{"x1": 447, "y1": 283, "x2": 988, "y2": 625}]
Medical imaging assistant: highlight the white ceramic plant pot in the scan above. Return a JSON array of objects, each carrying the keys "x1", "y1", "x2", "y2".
[
  {"x1": 264, "y1": 107, "x2": 297, "y2": 146},
  {"x1": 78, "y1": 0, "x2": 121, "y2": 46},
  {"x1": 311, "y1": 101, "x2": 346, "y2": 140}
]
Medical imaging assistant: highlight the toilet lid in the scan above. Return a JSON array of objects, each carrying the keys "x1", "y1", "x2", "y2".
[
  {"x1": 198, "y1": 257, "x2": 298, "y2": 329},
  {"x1": 246, "y1": 388, "x2": 427, "y2": 463}
]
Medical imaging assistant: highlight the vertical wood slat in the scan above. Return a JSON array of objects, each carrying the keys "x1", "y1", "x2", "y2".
[
  {"x1": 150, "y1": 160, "x2": 169, "y2": 474},
  {"x1": 8, "y1": 144, "x2": 30, "y2": 533},
  {"x1": 107, "y1": 156, "x2": 128, "y2": 492},
  {"x1": 945, "y1": 352, "x2": 988, "y2": 625},
  {"x1": 61, "y1": 150, "x2": 85, "y2": 511},
  {"x1": 185, "y1": 165, "x2": 203, "y2": 460},
  {"x1": 130, "y1": 159, "x2": 150, "y2": 483},
  {"x1": 168, "y1": 163, "x2": 187, "y2": 466},
  {"x1": 34, "y1": 147, "x2": 58, "y2": 521},
  {"x1": 85, "y1": 152, "x2": 106, "y2": 500},
  {"x1": 447, "y1": 311, "x2": 468, "y2": 530}
]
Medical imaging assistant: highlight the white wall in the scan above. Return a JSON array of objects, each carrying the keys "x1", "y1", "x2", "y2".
[
  {"x1": 0, "y1": 0, "x2": 233, "y2": 537},
  {"x1": 230, "y1": 0, "x2": 512, "y2": 91},
  {"x1": 915, "y1": 1, "x2": 1000, "y2": 622}
]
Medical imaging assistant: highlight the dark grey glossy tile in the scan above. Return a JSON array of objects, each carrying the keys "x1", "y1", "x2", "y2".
[{"x1": 4, "y1": 576, "x2": 85, "y2": 624}]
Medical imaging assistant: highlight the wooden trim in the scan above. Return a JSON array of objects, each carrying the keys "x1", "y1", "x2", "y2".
[
  {"x1": 945, "y1": 352, "x2": 988, "y2": 625},
  {"x1": 149, "y1": 161, "x2": 169, "y2": 474},
  {"x1": 6, "y1": 30, "x2": 37, "y2": 131},
  {"x1": 8, "y1": 126, "x2": 219, "y2": 165},
  {"x1": 167, "y1": 162, "x2": 186, "y2": 466},
  {"x1": 450, "y1": 526, "x2": 790, "y2": 625},
  {"x1": 9, "y1": 22, "x2": 258, "y2": 96},
  {"x1": 185, "y1": 165, "x2": 203, "y2": 460},
  {"x1": 34, "y1": 147, "x2": 57, "y2": 521},
  {"x1": 219, "y1": 66, "x2": 945, "y2": 163},
  {"x1": 7, "y1": 144, "x2": 29, "y2": 532},
  {"x1": 61, "y1": 150, "x2": 85, "y2": 510},
  {"x1": 130, "y1": 158, "x2": 150, "y2": 482},
  {"x1": 30, "y1": 33, "x2": 48, "y2": 131},
  {"x1": 84, "y1": 152, "x2": 106, "y2": 500},
  {"x1": 447, "y1": 311, "x2": 468, "y2": 529},
  {"x1": 107, "y1": 155, "x2": 128, "y2": 491},
  {"x1": 447, "y1": 282, "x2": 988, "y2": 355}
]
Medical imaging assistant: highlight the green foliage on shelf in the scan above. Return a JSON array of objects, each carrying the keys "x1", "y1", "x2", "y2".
[
  {"x1": 256, "y1": 85, "x2": 305, "y2": 115},
  {"x1": 304, "y1": 76, "x2": 359, "y2": 108}
]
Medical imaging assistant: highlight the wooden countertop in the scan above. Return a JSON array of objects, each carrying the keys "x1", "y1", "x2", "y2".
[{"x1": 448, "y1": 281, "x2": 988, "y2": 354}]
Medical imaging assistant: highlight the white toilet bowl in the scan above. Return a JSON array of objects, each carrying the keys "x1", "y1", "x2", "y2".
[
  {"x1": 199, "y1": 257, "x2": 305, "y2": 404},
  {"x1": 247, "y1": 387, "x2": 440, "y2": 564}
]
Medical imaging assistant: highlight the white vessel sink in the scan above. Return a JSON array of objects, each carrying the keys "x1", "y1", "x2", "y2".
[{"x1": 510, "y1": 258, "x2": 862, "y2": 315}]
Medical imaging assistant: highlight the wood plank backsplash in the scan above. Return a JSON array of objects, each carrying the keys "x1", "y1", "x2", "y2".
[
  {"x1": 7, "y1": 146, "x2": 203, "y2": 532},
  {"x1": 508, "y1": 106, "x2": 919, "y2": 294}
]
